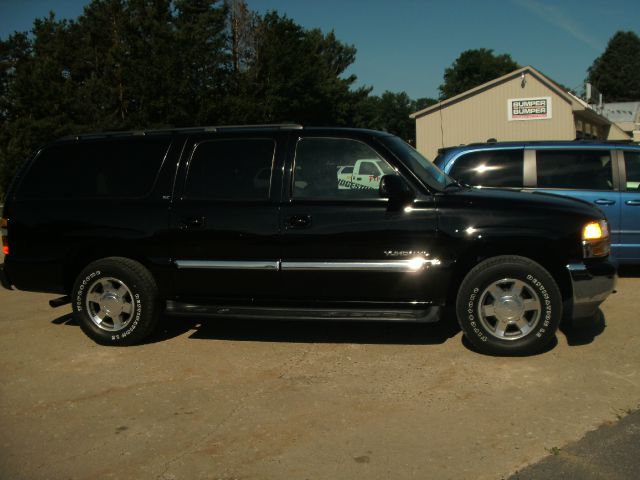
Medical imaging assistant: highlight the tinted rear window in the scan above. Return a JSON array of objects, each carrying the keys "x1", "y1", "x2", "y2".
[
  {"x1": 536, "y1": 150, "x2": 612, "y2": 190},
  {"x1": 184, "y1": 138, "x2": 275, "y2": 200},
  {"x1": 449, "y1": 150, "x2": 523, "y2": 187},
  {"x1": 17, "y1": 138, "x2": 170, "y2": 199}
]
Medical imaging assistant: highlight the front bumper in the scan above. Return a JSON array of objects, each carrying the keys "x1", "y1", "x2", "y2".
[
  {"x1": 567, "y1": 260, "x2": 617, "y2": 319},
  {"x1": 0, "y1": 263, "x2": 12, "y2": 290}
]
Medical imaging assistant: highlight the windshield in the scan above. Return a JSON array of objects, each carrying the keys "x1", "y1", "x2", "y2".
[{"x1": 379, "y1": 136, "x2": 455, "y2": 191}]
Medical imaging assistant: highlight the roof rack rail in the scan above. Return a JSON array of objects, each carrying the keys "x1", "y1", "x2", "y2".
[
  {"x1": 572, "y1": 138, "x2": 636, "y2": 144},
  {"x1": 60, "y1": 123, "x2": 304, "y2": 141}
]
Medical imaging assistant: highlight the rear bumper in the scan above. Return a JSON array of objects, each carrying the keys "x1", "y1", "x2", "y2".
[
  {"x1": 0, "y1": 263, "x2": 12, "y2": 290},
  {"x1": 567, "y1": 260, "x2": 617, "y2": 319}
]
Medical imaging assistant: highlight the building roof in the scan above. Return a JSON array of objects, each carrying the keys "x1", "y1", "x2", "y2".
[
  {"x1": 409, "y1": 66, "x2": 579, "y2": 119},
  {"x1": 602, "y1": 102, "x2": 640, "y2": 123}
]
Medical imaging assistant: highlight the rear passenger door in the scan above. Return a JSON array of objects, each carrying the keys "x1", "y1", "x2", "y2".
[
  {"x1": 169, "y1": 133, "x2": 285, "y2": 300},
  {"x1": 619, "y1": 150, "x2": 640, "y2": 262},
  {"x1": 532, "y1": 149, "x2": 621, "y2": 252}
]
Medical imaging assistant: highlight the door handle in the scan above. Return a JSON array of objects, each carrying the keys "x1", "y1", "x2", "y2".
[
  {"x1": 594, "y1": 199, "x2": 616, "y2": 206},
  {"x1": 179, "y1": 216, "x2": 206, "y2": 229},
  {"x1": 626, "y1": 200, "x2": 640, "y2": 206},
  {"x1": 287, "y1": 215, "x2": 312, "y2": 229}
]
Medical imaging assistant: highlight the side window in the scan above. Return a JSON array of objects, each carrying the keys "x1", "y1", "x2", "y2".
[
  {"x1": 624, "y1": 151, "x2": 640, "y2": 191},
  {"x1": 18, "y1": 138, "x2": 170, "y2": 199},
  {"x1": 449, "y1": 150, "x2": 523, "y2": 188},
  {"x1": 293, "y1": 138, "x2": 395, "y2": 199},
  {"x1": 184, "y1": 139, "x2": 275, "y2": 200},
  {"x1": 536, "y1": 150, "x2": 613, "y2": 190},
  {"x1": 358, "y1": 161, "x2": 381, "y2": 176}
]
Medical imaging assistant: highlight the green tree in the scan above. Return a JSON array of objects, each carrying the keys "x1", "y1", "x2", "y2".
[
  {"x1": 0, "y1": 16, "x2": 82, "y2": 199},
  {"x1": 0, "y1": 1, "x2": 374, "y2": 199},
  {"x1": 587, "y1": 31, "x2": 640, "y2": 102},
  {"x1": 172, "y1": 0, "x2": 230, "y2": 125},
  {"x1": 353, "y1": 92, "x2": 436, "y2": 143},
  {"x1": 230, "y1": 11, "x2": 368, "y2": 125},
  {"x1": 439, "y1": 48, "x2": 519, "y2": 100}
]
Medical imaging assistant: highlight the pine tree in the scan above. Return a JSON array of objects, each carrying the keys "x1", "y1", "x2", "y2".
[{"x1": 587, "y1": 31, "x2": 640, "y2": 102}]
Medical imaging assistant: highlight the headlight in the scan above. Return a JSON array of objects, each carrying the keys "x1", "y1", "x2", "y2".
[{"x1": 582, "y1": 220, "x2": 609, "y2": 257}]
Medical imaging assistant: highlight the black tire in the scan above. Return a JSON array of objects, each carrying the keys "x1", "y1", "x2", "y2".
[
  {"x1": 71, "y1": 257, "x2": 159, "y2": 346},
  {"x1": 456, "y1": 255, "x2": 562, "y2": 355}
]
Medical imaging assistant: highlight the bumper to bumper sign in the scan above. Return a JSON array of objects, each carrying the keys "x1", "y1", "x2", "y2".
[{"x1": 567, "y1": 261, "x2": 616, "y2": 319}]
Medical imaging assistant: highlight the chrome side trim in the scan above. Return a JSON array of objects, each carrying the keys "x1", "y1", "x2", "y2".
[
  {"x1": 175, "y1": 259, "x2": 441, "y2": 272},
  {"x1": 175, "y1": 260, "x2": 280, "y2": 271},
  {"x1": 280, "y1": 259, "x2": 440, "y2": 272}
]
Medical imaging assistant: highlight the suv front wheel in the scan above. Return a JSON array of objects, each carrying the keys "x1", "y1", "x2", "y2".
[
  {"x1": 456, "y1": 255, "x2": 562, "y2": 355},
  {"x1": 71, "y1": 257, "x2": 159, "y2": 346}
]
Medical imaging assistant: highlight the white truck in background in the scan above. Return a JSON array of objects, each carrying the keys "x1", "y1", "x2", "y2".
[{"x1": 337, "y1": 158, "x2": 395, "y2": 190}]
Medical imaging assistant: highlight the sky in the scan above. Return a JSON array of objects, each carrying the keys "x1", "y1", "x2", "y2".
[{"x1": 0, "y1": 0, "x2": 638, "y2": 100}]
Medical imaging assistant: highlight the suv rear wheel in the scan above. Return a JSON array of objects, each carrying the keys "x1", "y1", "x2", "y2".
[
  {"x1": 456, "y1": 255, "x2": 562, "y2": 355},
  {"x1": 71, "y1": 257, "x2": 159, "y2": 345}
]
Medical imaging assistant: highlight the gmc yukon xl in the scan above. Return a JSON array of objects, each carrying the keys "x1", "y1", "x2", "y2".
[{"x1": 0, "y1": 125, "x2": 616, "y2": 355}]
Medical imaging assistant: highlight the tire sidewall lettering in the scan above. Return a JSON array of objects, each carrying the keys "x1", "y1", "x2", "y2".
[
  {"x1": 526, "y1": 274, "x2": 553, "y2": 332},
  {"x1": 75, "y1": 270, "x2": 100, "y2": 312},
  {"x1": 116, "y1": 293, "x2": 142, "y2": 340},
  {"x1": 466, "y1": 287, "x2": 487, "y2": 342}
]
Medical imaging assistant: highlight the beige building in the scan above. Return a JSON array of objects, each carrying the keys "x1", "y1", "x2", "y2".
[
  {"x1": 410, "y1": 66, "x2": 631, "y2": 160},
  {"x1": 602, "y1": 102, "x2": 640, "y2": 142}
]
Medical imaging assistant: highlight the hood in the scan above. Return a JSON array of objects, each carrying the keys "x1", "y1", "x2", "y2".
[{"x1": 445, "y1": 187, "x2": 605, "y2": 220}]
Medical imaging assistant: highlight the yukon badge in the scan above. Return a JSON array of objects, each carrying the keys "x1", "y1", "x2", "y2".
[{"x1": 384, "y1": 250, "x2": 429, "y2": 257}]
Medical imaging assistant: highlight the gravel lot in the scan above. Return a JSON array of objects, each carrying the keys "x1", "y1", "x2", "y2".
[{"x1": 1, "y1": 266, "x2": 639, "y2": 480}]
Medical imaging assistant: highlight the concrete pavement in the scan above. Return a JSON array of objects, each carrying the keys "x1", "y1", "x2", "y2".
[{"x1": 1, "y1": 270, "x2": 639, "y2": 479}]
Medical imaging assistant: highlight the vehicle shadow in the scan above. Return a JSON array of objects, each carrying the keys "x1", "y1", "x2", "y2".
[
  {"x1": 50, "y1": 307, "x2": 605, "y2": 350},
  {"x1": 50, "y1": 310, "x2": 462, "y2": 346},
  {"x1": 51, "y1": 313, "x2": 77, "y2": 326},
  {"x1": 560, "y1": 310, "x2": 606, "y2": 347},
  {"x1": 618, "y1": 265, "x2": 640, "y2": 278},
  {"x1": 150, "y1": 308, "x2": 463, "y2": 346},
  {"x1": 460, "y1": 333, "x2": 559, "y2": 356},
  {"x1": 459, "y1": 308, "x2": 607, "y2": 356}
]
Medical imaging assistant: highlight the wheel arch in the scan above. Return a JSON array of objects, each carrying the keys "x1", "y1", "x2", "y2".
[
  {"x1": 445, "y1": 239, "x2": 573, "y2": 307},
  {"x1": 63, "y1": 251, "x2": 162, "y2": 295}
]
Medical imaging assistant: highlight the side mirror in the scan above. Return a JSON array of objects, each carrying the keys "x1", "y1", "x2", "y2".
[{"x1": 379, "y1": 174, "x2": 415, "y2": 203}]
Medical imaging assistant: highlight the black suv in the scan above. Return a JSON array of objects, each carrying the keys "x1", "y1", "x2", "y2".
[{"x1": 0, "y1": 125, "x2": 616, "y2": 355}]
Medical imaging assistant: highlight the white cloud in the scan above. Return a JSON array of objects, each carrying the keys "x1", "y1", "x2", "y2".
[{"x1": 513, "y1": 0, "x2": 602, "y2": 51}]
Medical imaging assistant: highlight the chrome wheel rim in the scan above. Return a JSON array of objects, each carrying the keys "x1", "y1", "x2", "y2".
[
  {"x1": 478, "y1": 278, "x2": 541, "y2": 341},
  {"x1": 85, "y1": 277, "x2": 134, "y2": 332}
]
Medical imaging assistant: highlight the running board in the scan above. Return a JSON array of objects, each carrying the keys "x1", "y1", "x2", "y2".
[{"x1": 165, "y1": 301, "x2": 441, "y2": 323}]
